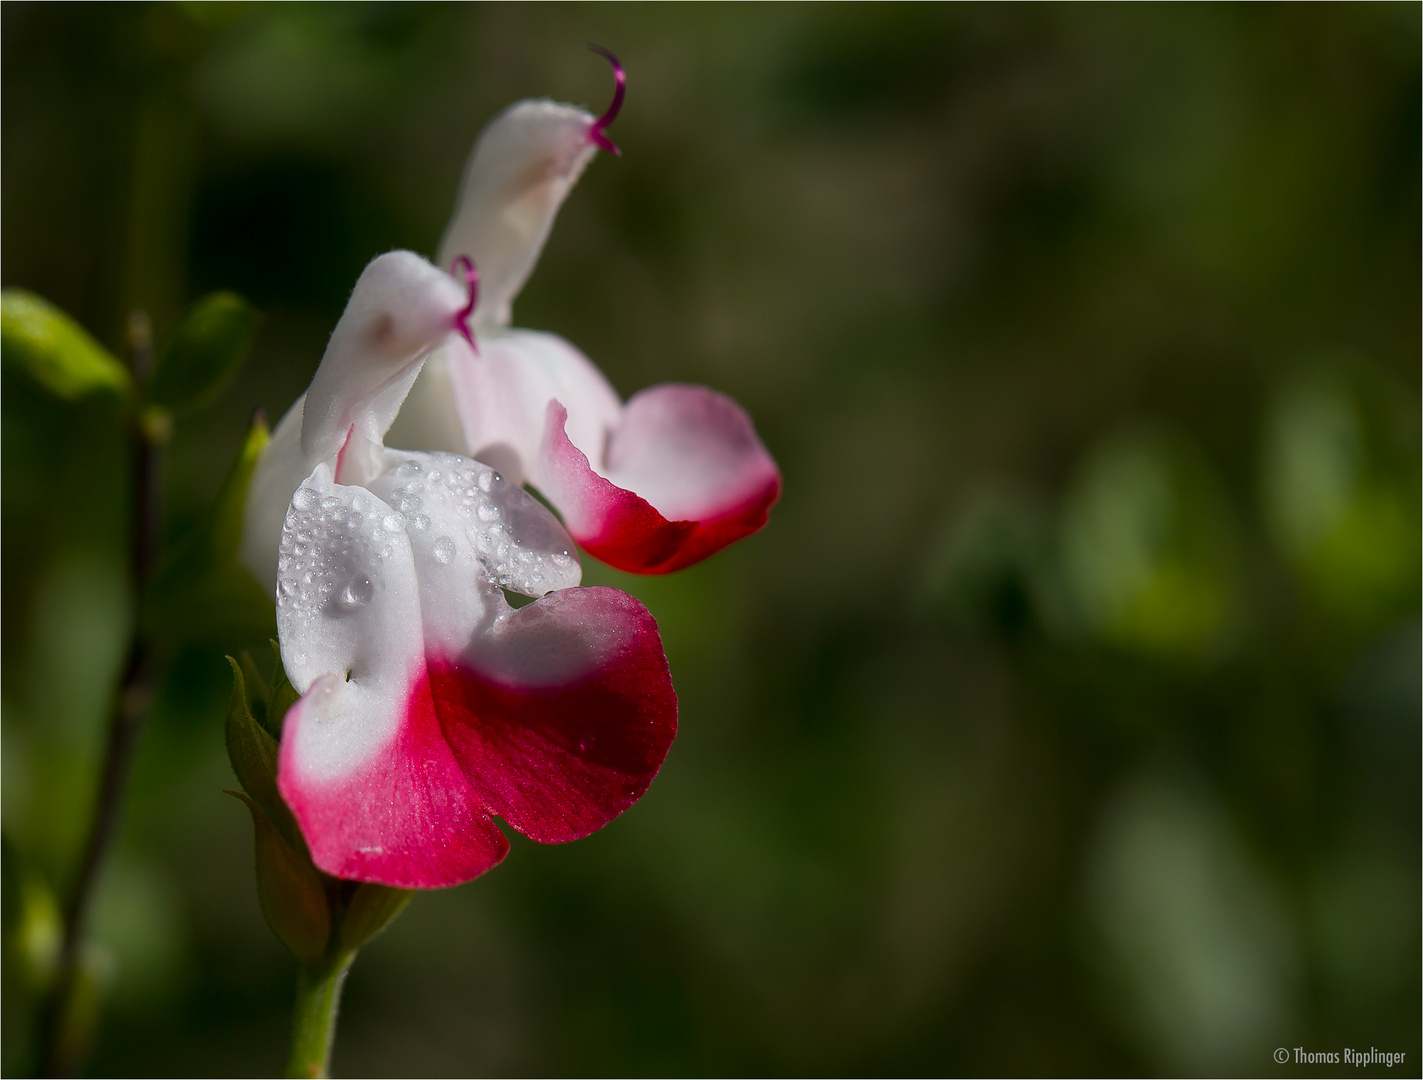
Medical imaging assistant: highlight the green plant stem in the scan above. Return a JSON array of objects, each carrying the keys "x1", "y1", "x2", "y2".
[
  {"x1": 284, "y1": 952, "x2": 355, "y2": 1079},
  {"x1": 37, "y1": 312, "x2": 161, "y2": 1079}
]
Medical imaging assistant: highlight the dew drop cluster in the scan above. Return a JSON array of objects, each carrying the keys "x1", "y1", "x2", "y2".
[
  {"x1": 279, "y1": 482, "x2": 399, "y2": 636},
  {"x1": 371, "y1": 452, "x2": 580, "y2": 596}
]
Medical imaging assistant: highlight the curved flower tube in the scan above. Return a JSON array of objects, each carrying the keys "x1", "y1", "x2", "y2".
[
  {"x1": 242, "y1": 249, "x2": 678, "y2": 888},
  {"x1": 388, "y1": 55, "x2": 780, "y2": 574}
]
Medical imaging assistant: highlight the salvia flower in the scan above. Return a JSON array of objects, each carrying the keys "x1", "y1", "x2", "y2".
[
  {"x1": 392, "y1": 49, "x2": 781, "y2": 573},
  {"x1": 241, "y1": 250, "x2": 677, "y2": 889}
]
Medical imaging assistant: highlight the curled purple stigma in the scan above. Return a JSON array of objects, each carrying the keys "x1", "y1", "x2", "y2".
[
  {"x1": 451, "y1": 255, "x2": 479, "y2": 350},
  {"x1": 587, "y1": 44, "x2": 625, "y2": 156}
]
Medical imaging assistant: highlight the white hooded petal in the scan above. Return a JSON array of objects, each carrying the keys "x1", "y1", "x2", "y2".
[
  {"x1": 436, "y1": 101, "x2": 601, "y2": 332},
  {"x1": 301, "y1": 251, "x2": 469, "y2": 467},
  {"x1": 240, "y1": 251, "x2": 468, "y2": 592}
]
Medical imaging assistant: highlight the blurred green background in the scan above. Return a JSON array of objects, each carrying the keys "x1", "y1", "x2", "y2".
[{"x1": 3, "y1": 3, "x2": 1419, "y2": 1076}]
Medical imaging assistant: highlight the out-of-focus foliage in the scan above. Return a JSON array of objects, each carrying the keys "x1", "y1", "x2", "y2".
[
  {"x1": 1, "y1": 291, "x2": 131, "y2": 404},
  {"x1": 144, "y1": 415, "x2": 275, "y2": 651},
  {"x1": 1060, "y1": 428, "x2": 1242, "y2": 660},
  {"x1": 2, "y1": 4, "x2": 1417, "y2": 1077},
  {"x1": 150, "y1": 291, "x2": 261, "y2": 415}
]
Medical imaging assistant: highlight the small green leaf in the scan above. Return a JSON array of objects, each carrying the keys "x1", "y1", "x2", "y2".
[
  {"x1": 228, "y1": 792, "x2": 331, "y2": 962},
  {"x1": 1, "y1": 290, "x2": 130, "y2": 403},
  {"x1": 340, "y1": 883, "x2": 413, "y2": 954},
  {"x1": 150, "y1": 291, "x2": 260, "y2": 414}
]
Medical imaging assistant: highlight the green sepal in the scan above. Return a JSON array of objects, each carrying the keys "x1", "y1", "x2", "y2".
[
  {"x1": 339, "y1": 883, "x2": 413, "y2": 954},
  {"x1": 227, "y1": 791, "x2": 330, "y2": 962},
  {"x1": 150, "y1": 291, "x2": 261, "y2": 414},
  {"x1": 144, "y1": 412, "x2": 274, "y2": 649},
  {"x1": 225, "y1": 658, "x2": 306, "y2": 857},
  {"x1": 0, "y1": 290, "x2": 131, "y2": 404},
  {"x1": 238, "y1": 652, "x2": 271, "y2": 720}
]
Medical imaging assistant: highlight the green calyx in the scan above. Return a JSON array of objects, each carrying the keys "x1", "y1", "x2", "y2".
[{"x1": 224, "y1": 656, "x2": 413, "y2": 966}]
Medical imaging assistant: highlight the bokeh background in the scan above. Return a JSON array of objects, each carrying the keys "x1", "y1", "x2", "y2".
[{"x1": 3, "y1": 3, "x2": 1419, "y2": 1076}]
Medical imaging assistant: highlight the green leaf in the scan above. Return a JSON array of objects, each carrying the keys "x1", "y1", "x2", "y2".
[
  {"x1": 1, "y1": 290, "x2": 130, "y2": 403},
  {"x1": 340, "y1": 883, "x2": 413, "y2": 954},
  {"x1": 228, "y1": 792, "x2": 331, "y2": 962},
  {"x1": 150, "y1": 291, "x2": 260, "y2": 413}
]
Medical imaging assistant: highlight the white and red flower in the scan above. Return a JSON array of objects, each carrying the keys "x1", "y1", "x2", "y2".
[
  {"x1": 390, "y1": 51, "x2": 781, "y2": 573},
  {"x1": 241, "y1": 250, "x2": 677, "y2": 889},
  {"x1": 233, "y1": 56, "x2": 780, "y2": 889}
]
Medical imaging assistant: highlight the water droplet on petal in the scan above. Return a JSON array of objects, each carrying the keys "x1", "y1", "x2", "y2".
[
  {"x1": 337, "y1": 576, "x2": 373, "y2": 610},
  {"x1": 432, "y1": 536, "x2": 456, "y2": 565}
]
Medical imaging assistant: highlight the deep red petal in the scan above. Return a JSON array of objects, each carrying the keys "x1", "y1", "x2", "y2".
[
  {"x1": 426, "y1": 587, "x2": 678, "y2": 843},
  {"x1": 278, "y1": 676, "x2": 510, "y2": 889}
]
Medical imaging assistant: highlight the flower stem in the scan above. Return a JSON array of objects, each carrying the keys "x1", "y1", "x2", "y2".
[
  {"x1": 284, "y1": 953, "x2": 355, "y2": 1079},
  {"x1": 37, "y1": 311, "x2": 163, "y2": 1078}
]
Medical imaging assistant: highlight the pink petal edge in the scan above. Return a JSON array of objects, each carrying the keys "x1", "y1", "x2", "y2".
[{"x1": 539, "y1": 397, "x2": 782, "y2": 574}]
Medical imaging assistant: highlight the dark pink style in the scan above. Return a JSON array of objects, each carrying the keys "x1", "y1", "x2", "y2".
[
  {"x1": 586, "y1": 45, "x2": 626, "y2": 156},
  {"x1": 401, "y1": 54, "x2": 782, "y2": 580}
]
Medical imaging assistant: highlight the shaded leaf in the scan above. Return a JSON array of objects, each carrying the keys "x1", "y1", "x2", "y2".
[{"x1": 150, "y1": 292, "x2": 261, "y2": 414}]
